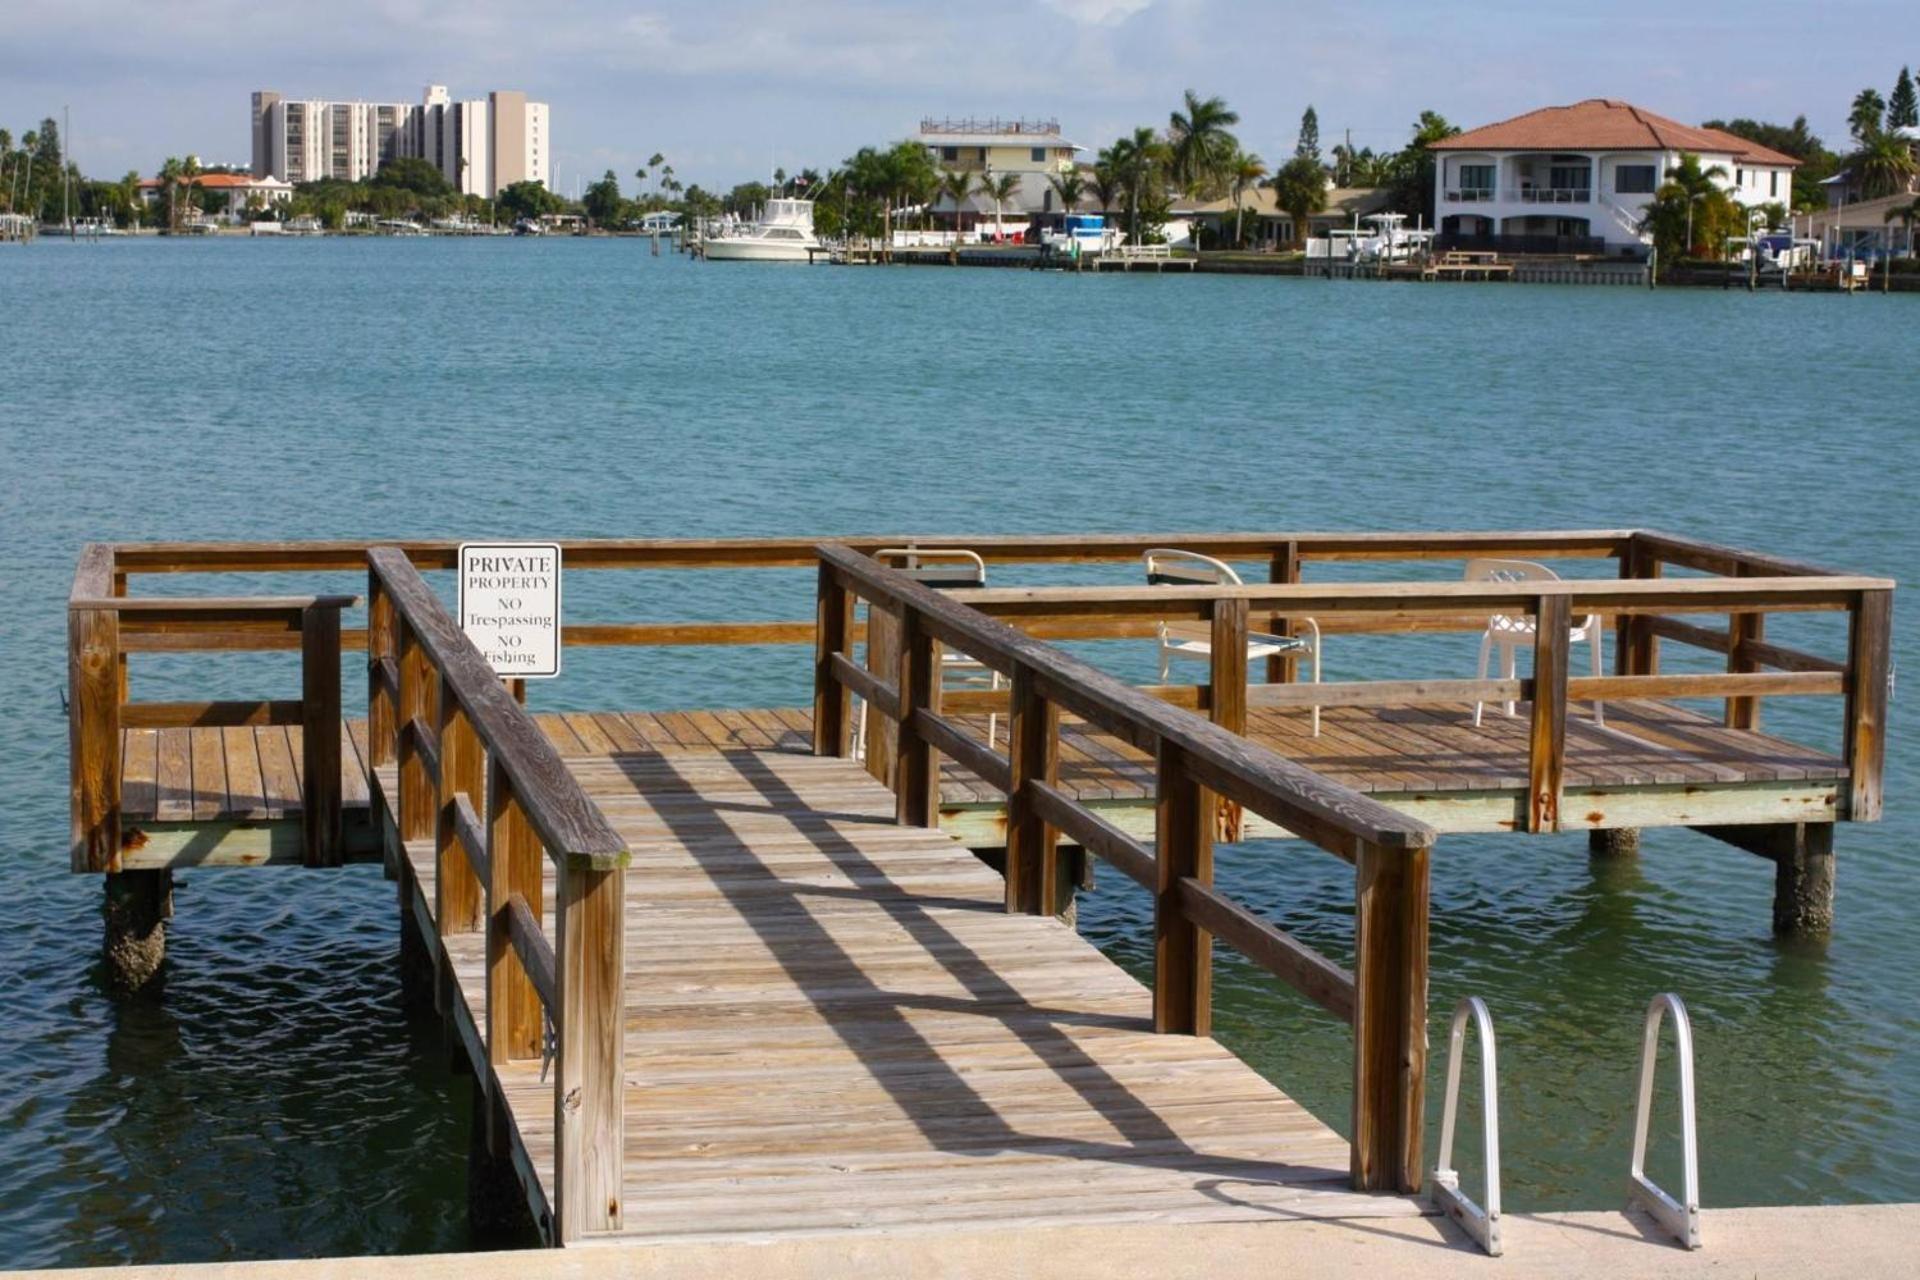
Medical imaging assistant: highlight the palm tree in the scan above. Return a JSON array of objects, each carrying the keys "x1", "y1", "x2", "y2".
[
  {"x1": 0, "y1": 129, "x2": 11, "y2": 212},
  {"x1": 1268, "y1": 155, "x2": 1326, "y2": 248},
  {"x1": 649, "y1": 153, "x2": 666, "y2": 196},
  {"x1": 1167, "y1": 90, "x2": 1239, "y2": 196},
  {"x1": 1852, "y1": 130, "x2": 1918, "y2": 200},
  {"x1": 1884, "y1": 195, "x2": 1920, "y2": 258},
  {"x1": 1227, "y1": 151, "x2": 1267, "y2": 246},
  {"x1": 1046, "y1": 169, "x2": 1087, "y2": 219},
  {"x1": 1106, "y1": 126, "x2": 1166, "y2": 243},
  {"x1": 1850, "y1": 89, "x2": 1888, "y2": 144},
  {"x1": 1640, "y1": 152, "x2": 1735, "y2": 262},
  {"x1": 980, "y1": 171, "x2": 1022, "y2": 241},
  {"x1": 20, "y1": 131, "x2": 37, "y2": 219},
  {"x1": 938, "y1": 167, "x2": 979, "y2": 237},
  {"x1": 1089, "y1": 161, "x2": 1122, "y2": 225}
]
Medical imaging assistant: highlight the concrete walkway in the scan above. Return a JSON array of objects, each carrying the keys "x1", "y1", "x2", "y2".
[{"x1": 26, "y1": 1204, "x2": 1920, "y2": 1278}]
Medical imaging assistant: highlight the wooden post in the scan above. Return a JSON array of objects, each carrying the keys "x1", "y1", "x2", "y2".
[
  {"x1": 864, "y1": 604, "x2": 902, "y2": 786},
  {"x1": 112, "y1": 569, "x2": 130, "y2": 704},
  {"x1": 810, "y1": 563, "x2": 853, "y2": 757},
  {"x1": 1265, "y1": 543, "x2": 1300, "y2": 684},
  {"x1": 1152, "y1": 743, "x2": 1211, "y2": 1036},
  {"x1": 397, "y1": 620, "x2": 436, "y2": 844},
  {"x1": 893, "y1": 608, "x2": 940, "y2": 828},
  {"x1": 1209, "y1": 598, "x2": 1249, "y2": 844},
  {"x1": 300, "y1": 603, "x2": 343, "y2": 868},
  {"x1": 367, "y1": 573, "x2": 396, "y2": 768},
  {"x1": 556, "y1": 859, "x2": 625, "y2": 1240},
  {"x1": 1843, "y1": 589, "x2": 1890, "y2": 822},
  {"x1": 1527, "y1": 594, "x2": 1569, "y2": 834},
  {"x1": 1005, "y1": 667, "x2": 1060, "y2": 915},
  {"x1": 1616, "y1": 537, "x2": 1661, "y2": 677},
  {"x1": 69, "y1": 604, "x2": 121, "y2": 872},
  {"x1": 1351, "y1": 839, "x2": 1431, "y2": 1193},
  {"x1": 1725, "y1": 597, "x2": 1764, "y2": 731},
  {"x1": 487, "y1": 761, "x2": 544, "y2": 1064},
  {"x1": 436, "y1": 682, "x2": 484, "y2": 933}
]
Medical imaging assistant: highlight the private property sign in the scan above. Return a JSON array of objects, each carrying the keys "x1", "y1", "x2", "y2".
[{"x1": 458, "y1": 543, "x2": 562, "y2": 679}]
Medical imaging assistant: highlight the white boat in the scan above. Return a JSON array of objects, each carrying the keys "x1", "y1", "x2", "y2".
[
  {"x1": 1041, "y1": 213, "x2": 1124, "y2": 256},
  {"x1": 703, "y1": 198, "x2": 820, "y2": 262}
]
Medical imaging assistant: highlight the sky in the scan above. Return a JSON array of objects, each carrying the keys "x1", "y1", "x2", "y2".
[{"x1": 0, "y1": 0, "x2": 1905, "y2": 192}]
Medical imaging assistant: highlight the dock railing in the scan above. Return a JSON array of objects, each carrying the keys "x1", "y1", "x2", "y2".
[
  {"x1": 814, "y1": 542, "x2": 1441, "y2": 1192},
  {"x1": 365, "y1": 547, "x2": 629, "y2": 1242},
  {"x1": 74, "y1": 528, "x2": 1891, "y2": 865},
  {"x1": 68, "y1": 541, "x2": 355, "y2": 872},
  {"x1": 946, "y1": 558, "x2": 1888, "y2": 831}
]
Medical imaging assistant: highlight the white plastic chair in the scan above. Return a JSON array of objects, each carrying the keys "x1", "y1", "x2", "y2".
[
  {"x1": 1467, "y1": 558, "x2": 1604, "y2": 727},
  {"x1": 1143, "y1": 549, "x2": 1322, "y2": 735},
  {"x1": 854, "y1": 548, "x2": 1005, "y2": 758}
]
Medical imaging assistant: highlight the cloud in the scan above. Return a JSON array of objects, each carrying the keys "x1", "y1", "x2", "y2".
[{"x1": 1042, "y1": 0, "x2": 1155, "y2": 24}]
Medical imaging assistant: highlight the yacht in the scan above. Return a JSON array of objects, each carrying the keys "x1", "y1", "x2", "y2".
[{"x1": 703, "y1": 198, "x2": 820, "y2": 262}]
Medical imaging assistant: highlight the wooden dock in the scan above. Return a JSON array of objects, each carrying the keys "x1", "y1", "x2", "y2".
[
  {"x1": 66, "y1": 528, "x2": 1893, "y2": 1246},
  {"x1": 388, "y1": 746, "x2": 1417, "y2": 1242}
]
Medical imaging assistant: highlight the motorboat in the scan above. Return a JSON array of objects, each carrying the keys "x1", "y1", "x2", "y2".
[
  {"x1": 703, "y1": 198, "x2": 820, "y2": 262},
  {"x1": 1041, "y1": 213, "x2": 1124, "y2": 256}
]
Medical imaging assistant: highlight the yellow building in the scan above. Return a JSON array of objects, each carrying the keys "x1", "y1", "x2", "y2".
[{"x1": 922, "y1": 117, "x2": 1082, "y2": 228}]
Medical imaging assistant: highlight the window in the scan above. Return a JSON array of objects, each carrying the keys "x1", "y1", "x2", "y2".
[
  {"x1": 1736, "y1": 168, "x2": 1746, "y2": 186},
  {"x1": 1770, "y1": 171, "x2": 1779, "y2": 197},
  {"x1": 1031, "y1": 147, "x2": 1046, "y2": 163},
  {"x1": 942, "y1": 146, "x2": 958, "y2": 161},
  {"x1": 1458, "y1": 164, "x2": 1494, "y2": 195},
  {"x1": 1615, "y1": 164, "x2": 1656, "y2": 194}
]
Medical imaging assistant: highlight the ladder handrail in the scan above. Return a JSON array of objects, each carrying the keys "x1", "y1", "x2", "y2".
[
  {"x1": 1431, "y1": 995, "x2": 1502, "y2": 1256},
  {"x1": 1628, "y1": 992, "x2": 1702, "y2": 1249}
]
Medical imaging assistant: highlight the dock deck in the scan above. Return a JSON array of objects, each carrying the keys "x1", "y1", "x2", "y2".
[
  {"x1": 384, "y1": 747, "x2": 1418, "y2": 1242},
  {"x1": 115, "y1": 697, "x2": 1846, "y2": 867}
]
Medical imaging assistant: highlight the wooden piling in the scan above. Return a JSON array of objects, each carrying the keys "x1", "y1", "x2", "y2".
[{"x1": 1351, "y1": 839, "x2": 1430, "y2": 1193}]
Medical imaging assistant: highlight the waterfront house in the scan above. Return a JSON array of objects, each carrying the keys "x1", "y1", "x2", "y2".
[
  {"x1": 137, "y1": 172, "x2": 295, "y2": 223},
  {"x1": 1173, "y1": 186, "x2": 1394, "y2": 249},
  {"x1": 1430, "y1": 99, "x2": 1799, "y2": 257},
  {"x1": 923, "y1": 117, "x2": 1082, "y2": 232}
]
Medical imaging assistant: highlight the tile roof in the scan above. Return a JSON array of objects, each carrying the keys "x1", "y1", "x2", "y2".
[{"x1": 1431, "y1": 100, "x2": 1800, "y2": 167}]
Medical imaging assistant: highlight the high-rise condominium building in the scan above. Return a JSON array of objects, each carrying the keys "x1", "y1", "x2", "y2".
[{"x1": 251, "y1": 85, "x2": 550, "y2": 198}]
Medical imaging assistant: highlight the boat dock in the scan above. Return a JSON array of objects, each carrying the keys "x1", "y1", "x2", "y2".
[{"x1": 67, "y1": 530, "x2": 1892, "y2": 1248}]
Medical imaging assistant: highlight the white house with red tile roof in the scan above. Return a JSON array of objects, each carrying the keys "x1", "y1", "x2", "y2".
[{"x1": 1429, "y1": 99, "x2": 1799, "y2": 257}]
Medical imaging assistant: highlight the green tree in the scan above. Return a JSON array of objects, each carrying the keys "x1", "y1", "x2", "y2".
[
  {"x1": 979, "y1": 171, "x2": 1021, "y2": 238},
  {"x1": 1295, "y1": 106, "x2": 1321, "y2": 163},
  {"x1": 1104, "y1": 126, "x2": 1167, "y2": 243},
  {"x1": 371, "y1": 156, "x2": 453, "y2": 197},
  {"x1": 1851, "y1": 129, "x2": 1918, "y2": 199},
  {"x1": 648, "y1": 152, "x2": 666, "y2": 196},
  {"x1": 938, "y1": 167, "x2": 979, "y2": 233},
  {"x1": 1640, "y1": 152, "x2": 1738, "y2": 268},
  {"x1": 497, "y1": 179, "x2": 563, "y2": 222},
  {"x1": 1889, "y1": 68, "x2": 1918, "y2": 131},
  {"x1": 1089, "y1": 162, "x2": 1122, "y2": 222},
  {"x1": 1227, "y1": 150, "x2": 1267, "y2": 246},
  {"x1": 1268, "y1": 154, "x2": 1327, "y2": 248},
  {"x1": 1850, "y1": 88, "x2": 1887, "y2": 144},
  {"x1": 1046, "y1": 169, "x2": 1086, "y2": 218},
  {"x1": 1387, "y1": 110, "x2": 1459, "y2": 223},
  {"x1": 583, "y1": 169, "x2": 625, "y2": 226},
  {"x1": 1167, "y1": 90, "x2": 1239, "y2": 196}
]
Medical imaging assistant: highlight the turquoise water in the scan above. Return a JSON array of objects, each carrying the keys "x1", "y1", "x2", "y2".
[{"x1": 0, "y1": 238, "x2": 1914, "y2": 1267}]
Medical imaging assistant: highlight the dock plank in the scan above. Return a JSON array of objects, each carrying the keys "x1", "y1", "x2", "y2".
[{"x1": 385, "y1": 749, "x2": 1422, "y2": 1244}]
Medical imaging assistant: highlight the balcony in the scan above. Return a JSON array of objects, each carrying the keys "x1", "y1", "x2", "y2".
[
  {"x1": 1515, "y1": 188, "x2": 1591, "y2": 205},
  {"x1": 1444, "y1": 188, "x2": 1495, "y2": 203}
]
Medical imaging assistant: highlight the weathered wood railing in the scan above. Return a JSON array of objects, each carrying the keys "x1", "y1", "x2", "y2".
[
  {"x1": 947, "y1": 570, "x2": 1889, "y2": 829},
  {"x1": 78, "y1": 529, "x2": 1892, "y2": 862},
  {"x1": 68, "y1": 541, "x2": 354, "y2": 872},
  {"x1": 364, "y1": 547, "x2": 629, "y2": 1243},
  {"x1": 813, "y1": 543, "x2": 1442, "y2": 1193}
]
